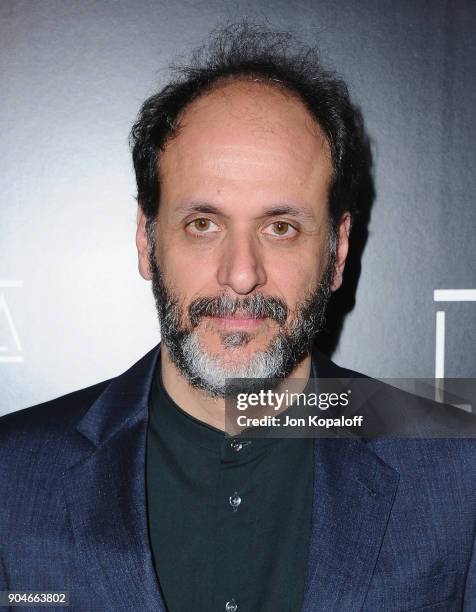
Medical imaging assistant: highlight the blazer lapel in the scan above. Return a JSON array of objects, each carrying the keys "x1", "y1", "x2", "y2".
[
  {"x1": 301, "y1": 349, "x2": 400, "y2": 611},
  {"x1": 62, "y1": 344, "x2": 166, "y2": 611}
]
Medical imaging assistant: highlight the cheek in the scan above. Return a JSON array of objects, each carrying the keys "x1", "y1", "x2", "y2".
[
  {"x1": 158, "y1": 240, "x2": 218, "y2": 297},
  {"x1": 266, "y1": 252, "x2": 323, "y2": 307}
]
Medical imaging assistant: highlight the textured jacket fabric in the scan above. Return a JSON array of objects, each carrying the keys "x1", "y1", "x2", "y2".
[{"x1": 1, "y1": 343, "x2": 475, "y2": 611}]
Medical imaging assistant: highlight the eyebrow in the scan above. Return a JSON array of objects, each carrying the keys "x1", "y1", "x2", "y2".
[{"x1": 175, "y1": 202, "x2": 316, "y2": 221}]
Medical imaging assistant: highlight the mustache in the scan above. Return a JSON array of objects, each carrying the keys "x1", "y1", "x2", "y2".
[{"x1": 188, "y1": 293, "x2": 288, "y2": 328}]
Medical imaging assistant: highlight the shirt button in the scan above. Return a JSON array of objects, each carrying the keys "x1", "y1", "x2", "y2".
[
  {"x1": 229, "y1": 491, "x2": 241, "y2": 511},
  {"x1": 225, "y1": 599, "x2": 238, "y2": 612},
  {"x1": 230, "y1": 440, "x2": 243, "y2": 452}
]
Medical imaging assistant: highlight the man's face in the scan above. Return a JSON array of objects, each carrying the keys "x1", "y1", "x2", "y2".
[{"x1": 138, "y1": 80, "x2": 347, "y2": 396}]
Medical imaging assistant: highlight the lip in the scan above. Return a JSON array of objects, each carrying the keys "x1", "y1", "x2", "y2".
[{"x1": 208, "y1": 315, "x2": 266, "y2": 330}]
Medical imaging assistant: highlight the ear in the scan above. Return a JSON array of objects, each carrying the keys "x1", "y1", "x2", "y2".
[
  {"x1": 136, "y1": 206, "x2": 153, "y2": 280},
  {"x1": 330, "y1": 211, "x2": 352, "y2": 292}
]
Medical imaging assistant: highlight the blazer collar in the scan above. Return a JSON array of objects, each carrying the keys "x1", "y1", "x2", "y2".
[
  {"x1": 75, "y1": 343, "x2": 161, "y2": 449},
  {"x1": 67, "y1": 343, "x2": 398, "y2": 612}
]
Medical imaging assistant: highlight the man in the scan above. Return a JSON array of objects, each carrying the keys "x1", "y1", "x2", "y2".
[{"x1": 1, "y1": 23, "x2": 475, "y2": 612}]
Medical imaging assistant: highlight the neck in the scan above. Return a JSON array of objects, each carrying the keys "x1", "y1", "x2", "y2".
[{"x1": 160, "y1": 344, "x2": 313, "y2": 431}]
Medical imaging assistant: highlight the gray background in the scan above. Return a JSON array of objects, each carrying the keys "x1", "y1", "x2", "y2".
[{"x1": 1, "y1": 0, "x2": 475, "y2": 416}]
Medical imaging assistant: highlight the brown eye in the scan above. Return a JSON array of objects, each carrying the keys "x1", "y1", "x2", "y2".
[
  {"x1": 273, "y1": 221, "x2": 290, "y2": 235},
  {"x1": 262, "y1": 220, "x2": 298, "y2": 239},
  {"x1": 187, "y1": 217, "x2": 219, "y2": 235},
  {"x1": 194, "y1": 218, "x2": 210, "y2": 231}
]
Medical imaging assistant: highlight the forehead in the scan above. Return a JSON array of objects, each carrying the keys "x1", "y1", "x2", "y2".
[{"x1": 158, "y1": 79, "x2": 332, "y2": 210}]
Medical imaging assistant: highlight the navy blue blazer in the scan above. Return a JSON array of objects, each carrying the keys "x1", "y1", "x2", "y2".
[{"x1": 1, "y1": 343, "x2": 475, "y2": 611}]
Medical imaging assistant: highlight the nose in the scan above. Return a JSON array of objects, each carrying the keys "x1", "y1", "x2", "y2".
[{"x1": 216, "y1": 232, "x2": 267, "y2": 295}]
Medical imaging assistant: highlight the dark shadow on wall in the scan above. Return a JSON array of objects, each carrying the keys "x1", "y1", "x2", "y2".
[{"x1": 315, "y1": 122, "x2": 375, "y2": 358}]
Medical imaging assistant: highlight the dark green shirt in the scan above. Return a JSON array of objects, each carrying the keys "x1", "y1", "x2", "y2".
[{"x1": 146, "y1": 361, "x2": 314, "y2": 612}]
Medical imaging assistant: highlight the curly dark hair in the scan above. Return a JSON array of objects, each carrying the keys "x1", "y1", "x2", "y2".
[{"x1": 129, "y1": 22, "x2": 367, "y2": 232}]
